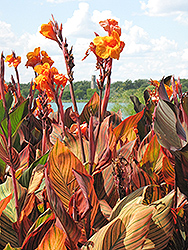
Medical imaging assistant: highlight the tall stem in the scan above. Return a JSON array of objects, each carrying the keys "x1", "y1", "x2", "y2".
[
  {"x1": 60, "y1": 41, "x2": 86, "y2": 163},
  {"x1": 69, "y1": 81, "x2": 86, "y2": 163},
  {"x1": 42, "y1": 120, "x2": 47, "y2": 155},
  {"x1": 57, "y1": 92, "x2": 66, "y2": 138},
  {"x1": 10, "y1": 168, "x2": 19, "y2": 219},
  {"x1": 15, "y1": 67, "x2": 21, "y2": 98}
]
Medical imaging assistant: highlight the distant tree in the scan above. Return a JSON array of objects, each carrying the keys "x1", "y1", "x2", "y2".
[
  {"x1": 75, "y1": 89, "x2": 85, "y2": 100},
  {"x1": 63, "y1": 91, "x2": 71, "y2": 100},
  {"x1": 180, "y1": 78, "x2": 188, "y2": 92},
  {"x1": 22, "y1": 89, "x2": 28, "y2": 98},
  {"x1": 87, "y1": 88, "x2": 97, "y2": 100}
]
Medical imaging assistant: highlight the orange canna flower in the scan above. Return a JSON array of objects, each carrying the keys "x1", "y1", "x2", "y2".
[
  {"x1": 34, "y1": 97, "x2": 53, "y2": 118},
  {"x1": 34, "y1": 63, "x2": 67, "y2": 99},
  {"x1": 26, "y1": 47, "x2": 41, "y2": 68},
  {"x1": 74, "y1": 122, "x2": 88, "y2": 137},
  {"x1": 150, "y1": 79, "x2": 175, "y2": 99},
  {"x1": 26, "y1": 47, "x2": 54, "y2": 68},
  {"x1": 40, "y1": 21, "x2": 58, "y2": 42},
  {"x1": 5, "y1": 53, "x2": 21, "y2": 68},
  {"x1": 53, "y1": 73, "x2": 67, "y2": 88},
  {"x1": 99, "y1": 19, "x2": 121, "y2": 36},
  {"x1": 93, "y1": 30, "x2": 125, "y2": 60},
  {"x1": 41, "y1": 50, "x2": 54, "y2": 67}
]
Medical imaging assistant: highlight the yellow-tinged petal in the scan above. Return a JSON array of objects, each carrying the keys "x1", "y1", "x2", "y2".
[
  {"x1": 93, "y1": 30, "x2": 124, "y2": 60},
  {"x1": 95, "y1": 45, "x2": 109, "y2": 59},
  {"x1": 40, "y1": 21, "x2": 58, "y2": 42}
]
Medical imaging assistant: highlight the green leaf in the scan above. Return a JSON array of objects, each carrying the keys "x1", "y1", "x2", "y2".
[
  {"x1": 0, "y1": 92, "x2": 13, "y2": 123},
  {"x1": 0, "y1": 158, "x2": 6, "y2": 182},
  {"x1": 1, "y1": 99, "x2": 29, "y2": 138},
  {"x1": 27, "y1": 208, "x2": 53, "y2": 234},
  {"x1": 3, "y1": 243, "x2": 20, "y2": 250},
  {"x1": 18, "y1": 151, "x2": 49, "y2": 189}
]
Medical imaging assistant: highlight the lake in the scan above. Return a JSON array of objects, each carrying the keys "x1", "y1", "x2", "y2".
[{"x1": 51, "y1": 102, "x2": 128, "y2": 119}]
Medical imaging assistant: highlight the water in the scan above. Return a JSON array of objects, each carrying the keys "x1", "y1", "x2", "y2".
[{"x1": 51, "y1": 102, "x2": 124, "y2": 115}]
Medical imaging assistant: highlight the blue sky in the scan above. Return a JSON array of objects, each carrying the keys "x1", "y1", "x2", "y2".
[{"x1": 0, "y1": 0, "x2": 188, "y2": 84}]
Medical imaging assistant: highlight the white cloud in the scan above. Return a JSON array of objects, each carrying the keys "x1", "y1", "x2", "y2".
[
  {"x1": 91, "y1": 10, "x2": 119, "y2": 24},
  {"x1": 62, "y1": 2, "x2": 95, "y2": 38},
  {"x1": 151, "y1": 36, "x2": 177, "y2": 51},
  {"x1": 175, "y1": 13, "x2": 188, "y2": 25},
  {"x1": 122, "y1": 22, "x2": 150, "y2": 54},
  {"x1": 140, "y1": 0, "x2": 188, "y2": 16},
  {"x1": 182, "y1": 48, "x2": 188, "y2": 61},
  {"x1": 140, "y1": 0, "x2": 188, "y2": 25},
  {"x1": 47, "y1": 0, "x2": 75, "y2": 3},
  {"x1": 1, "y1": 2, "x2": 188, "y2": 84}
]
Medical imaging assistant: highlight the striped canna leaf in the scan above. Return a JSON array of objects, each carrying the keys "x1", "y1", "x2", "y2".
[
  {"x1": 18, "y1": 151, "x2": 49, "y2": 189},
  {"x1": 63, "y1": 128, "x2": 89, "y2": 163},
  {"x1": 137, "y1": 131, "x2": 153, "y2": 162},
  {"x1": 82, "y1": 196, "x2": 154, "y2": 250},
  {"x1": 110, "y1": 185, "x2": 162, "y2": 221},
  {"x1": 141, "y1": 134, "x2": 161, "y2": 178},
  {"x1": 154, "y1": 98, "x2": 186, "y2": 151},
  {"x1": 21, "y1": 209, "x2": 56, "y2": 250},
  {"x1": 71, "y1": 169, "x2": 99, "y2": 238},
  {"x1": 94, "y1": 163, "x2": 118, "y2": 208},
  {"x1": 45, "y1": 169, "x2": 82, "y2": 247},
  {"x1": 36, "y1": 223, "x2": 67, "y2": 250},
  {"x1": 82, "y1": 190, "x2": 175, "y2": 249},
  {"x1": 143, "y1": 191, "x2": 175, "y2": 249},
  {"x1": 47, "y1": 139, "x2": 87, "y2": 210},
  {"x1": 113, "y1": 108, "x2": 145, "y2": 141},
  {"x1": 94, "y1": 113, "x2": 121, "y2": 165},
  {"x1": 0, "y1": 177, "x2": 26, "y2": 223},
  {"x1": 162, "y1": 155, "x2": 175, "y2": 186},
  {"x1": 80, "y1": 92, "x2": 99, "y2": 124},
  {"x1": 0, "y1": 213, "x2": 19, "y2": 248},
  {"x1": 0, "y1": 192, "x2": 12, "y2": 217},
  {"x1": 3, "y1": 243, "x2": 20, "y2": 250}
]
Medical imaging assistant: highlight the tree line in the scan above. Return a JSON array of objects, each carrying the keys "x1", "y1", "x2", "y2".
[{"x1": 18, "y1": 78, "x2": 188, "y2": 101}]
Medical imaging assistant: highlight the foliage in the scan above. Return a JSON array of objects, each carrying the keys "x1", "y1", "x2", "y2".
[{"x1": 0, "y1": 16, "x2": 188, "y2": 250}]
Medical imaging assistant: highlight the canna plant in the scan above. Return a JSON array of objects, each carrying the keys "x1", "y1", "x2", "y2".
[{"x1": 0, "y1": 15, "x2": 188, "y2": 250}]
